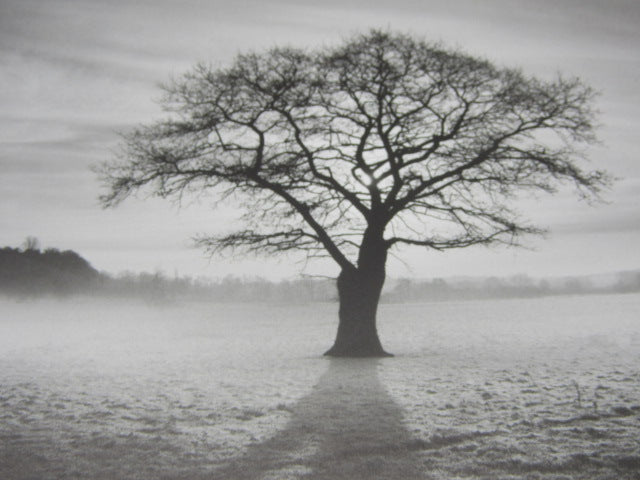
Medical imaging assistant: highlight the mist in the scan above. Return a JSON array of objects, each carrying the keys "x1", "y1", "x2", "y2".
[
  {"x1": 3, "y1": 242, "x2": 640, "y2": 305},
  {"x1": 2, "y1": 1, "x2": 640, "y2": 476},
  {"x1": 2, "y1": 207, "x2": 639, "y2": 478},
  {"x1": 2, "y1": 289, "x2": 640, "y2": 478}
]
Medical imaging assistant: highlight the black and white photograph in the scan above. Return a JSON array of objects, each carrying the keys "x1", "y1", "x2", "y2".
[{"x1": 1, "y1": 1, "x2": 639, "y2": 478}]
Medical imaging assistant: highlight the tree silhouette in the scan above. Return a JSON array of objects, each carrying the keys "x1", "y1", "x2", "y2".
[
  {"x1": 0, "y1": 246, "x2": 101, "y2": 296},
  {"x1": 99, "y1": 31, "x2": 608, "y2": 356}
]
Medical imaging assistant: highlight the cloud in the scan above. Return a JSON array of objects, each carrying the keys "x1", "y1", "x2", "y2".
[{"x1": 1, "y1": 0, "x2": 640, "y2": 277}]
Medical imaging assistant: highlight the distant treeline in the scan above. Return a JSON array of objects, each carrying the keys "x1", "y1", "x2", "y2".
[
  {"x1": 0, "y1": 243, "x2": 336, "y2": 302},
  {"x1": 2, "y1": 243, "x2": 639, "y2": 302},
  {"x1": 383, "y1": 272, "x2": 640, "y2": 303},
  {"x1": 103, "y1": 270, "x2": 640, "y2": 303},
  {"x1": 0, "y1": 246, "x2": 103, "y2": 296},
  {"x1": 102, "y1": 271, "x2": 337, "y2": 303}
]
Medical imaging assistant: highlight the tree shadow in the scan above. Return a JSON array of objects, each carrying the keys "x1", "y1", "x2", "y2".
[{"x1": 213, "y1": 358, "x2": 429, "y2": 480}]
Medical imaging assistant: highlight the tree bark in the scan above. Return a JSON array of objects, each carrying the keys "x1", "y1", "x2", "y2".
[{"x1": 324, "y1": 227, "x2": 392, "y2": 357}]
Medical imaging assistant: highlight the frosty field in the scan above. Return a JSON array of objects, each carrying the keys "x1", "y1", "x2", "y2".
[{"x1": 1, "y1": 294, "x2": 639, "y2": 479}]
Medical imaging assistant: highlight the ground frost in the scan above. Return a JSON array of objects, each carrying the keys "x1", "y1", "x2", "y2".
[{"x1": 1, "y1": 294, "x2": 639, "y2": 479}]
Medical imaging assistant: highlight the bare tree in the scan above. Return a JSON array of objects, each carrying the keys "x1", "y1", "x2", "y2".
[
  {"x1": 22, "y1": 236, "x2": 40, "y2": 252},
  {"x1": 98, "y1": 31, "x2": 608, "y2": 356}
]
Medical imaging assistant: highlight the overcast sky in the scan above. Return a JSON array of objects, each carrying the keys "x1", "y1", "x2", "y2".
[{"x1": 1, "y1": 0, "x2": 639, "y2": 280}]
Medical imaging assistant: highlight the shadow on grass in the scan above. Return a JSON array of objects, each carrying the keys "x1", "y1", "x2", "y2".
[{"x1": 213, "y1": 358, "x2": 429, "y2": 480}]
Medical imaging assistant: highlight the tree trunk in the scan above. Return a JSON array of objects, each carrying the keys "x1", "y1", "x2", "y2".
[{"x1": 324, "y1": 227, "x2": 391, "y2": 357}]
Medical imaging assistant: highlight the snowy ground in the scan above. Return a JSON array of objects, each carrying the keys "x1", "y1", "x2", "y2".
[{"x1": 0, "y1": 294, "x2": 639, "y2": 479}]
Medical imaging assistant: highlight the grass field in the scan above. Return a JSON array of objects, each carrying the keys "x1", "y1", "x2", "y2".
[{"x1": 1, "y1": 294, "x2": 639, "y2": 479}]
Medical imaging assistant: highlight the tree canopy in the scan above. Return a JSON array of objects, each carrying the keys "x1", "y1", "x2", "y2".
[{"x1": 100, "y1": 31, "x2": 606, "y2": 273}]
